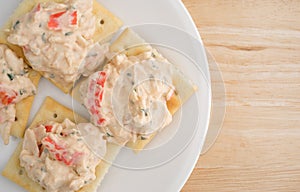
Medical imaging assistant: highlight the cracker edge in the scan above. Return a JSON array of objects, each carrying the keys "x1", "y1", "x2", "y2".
[
  {"x1": 0, "y1": 38, "x2": 41, "y2": 139},
  {"x1": 10, "y1": 70, "x2": 41, "y2": 138},
  {"x1": 2, "y1": 96, "x2": 121, "y2": 192}
]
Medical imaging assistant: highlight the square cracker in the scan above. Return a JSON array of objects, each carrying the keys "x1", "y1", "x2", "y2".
[
  {"x1": 0, "y1": 37, "x2": 41, "y2": 139},
  {"x1": 110, "y1": 28, "x2": 197, "y2": 152},
  {"x1": 2, "y1": 96, "x2": 121, "y2": 192},
  {"x1": 0, "y1": 0, "x2": 123, "y2": 94}
]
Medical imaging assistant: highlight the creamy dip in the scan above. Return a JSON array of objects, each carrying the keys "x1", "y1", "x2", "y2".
[
  {"x1": 80, "y1": 49, "x2": 175, "y2": 145},
  {"x1": 0, "y1": 44, "x2": 36, "y2": 145},
  {"x1": 20, "y1": 119, "x2": 106, "y2": 192},
  {"x1": 7, "y1": 0, "x2": 107, "y2": 87}
]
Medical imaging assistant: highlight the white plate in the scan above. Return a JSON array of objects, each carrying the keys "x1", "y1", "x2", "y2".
[{"x1": 0, "y1": 0, "x2": 211, "y2": 191}]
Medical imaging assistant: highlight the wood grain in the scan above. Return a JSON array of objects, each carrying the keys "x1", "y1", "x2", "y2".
[{"x1": 181, "y1": 0, "x2": 300, "y2": 191}]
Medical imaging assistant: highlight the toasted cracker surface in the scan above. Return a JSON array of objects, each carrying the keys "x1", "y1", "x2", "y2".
[{"x1": 10, "y1": 70, "x2": 41, "y2": 138}]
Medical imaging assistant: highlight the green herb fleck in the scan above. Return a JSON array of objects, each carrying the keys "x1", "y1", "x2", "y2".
[
  {"x1": 65, "y1": 32, "x2": 73, "y2": 36},
  {"x1": 19, "y1": 89, "x2": 27, "y2": 96},
  {"x1": 7, "y1": 73, "x2": 14, "y2": 81},
  {"x1": 41, "y1": 167, "x2": 47, "y2": 172},
  {"x1": 141, "y1": 136, "x2": 147, "y2": 140},
  {"x1": 13, "y1": 20, "x2": 20, "y2": 30},
  {"x1": 126, "y1": 72, "x2": 132, "y2": 77},
  {"x1": 49, "y1": 74, "x2": 55, "y2": 78},
  {"x1": 41, "y1": 32, "x2": 46, "y2": 43},
  {"x1": 106, "y1": 132, "x2": 114, "y2": 137},
  {"x1": 141, "y1": 109, "x2": 148, "y2": 117}
]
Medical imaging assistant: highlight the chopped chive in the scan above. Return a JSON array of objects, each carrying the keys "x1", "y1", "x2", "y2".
[
  {"x1": 106, "y1": 132, "x2": 113, "y2": 137},
  {"x1": 13, "y1": 20, "x2": 20, "y2": 30},
  {"x1": 41, "y1": 32, "x2": 46, "y2": 43},
  {"x1": 7, "y1": 73, "x2": 14, "y2": 81},
  {"x1": 40, "y1": 167, "x2": 47, "y2": 172},
  {"x1": 140, "y1": 109, "x2": 148, "y2": 117},
  {"x1": 19, "y1": 89, "x2": 27, "y2": 95},
  {"x1": 65, "y1": 32, "x2": 73, "y2": 36}
]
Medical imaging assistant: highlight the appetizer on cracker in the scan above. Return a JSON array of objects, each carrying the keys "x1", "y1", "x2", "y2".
[
  {"x1": 0, "y1": 44, "x2": 40, "y2": 145},
  {"x1": 76, "y1": 28, "x2": 197, "y2": 150},
  {"x1": 2, "y1": 97, "x2": 121, "y2": 192},
  {"x1": 3, "y1": 0, "x2": 122, "y2": 93}
]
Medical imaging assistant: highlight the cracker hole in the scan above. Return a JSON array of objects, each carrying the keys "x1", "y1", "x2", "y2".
[
  {"x1": 18, "y1": 169, "x2": 23, "y2": 175},
  {"x1": 100, "y1": 19, "x2": 105, "y2": 25},
  {"x1": 53, "y1": 113, "x2": 58, "y2": 118},
  {"x1": 15, "y1": 117, "x2": 18, "y2": 121}
]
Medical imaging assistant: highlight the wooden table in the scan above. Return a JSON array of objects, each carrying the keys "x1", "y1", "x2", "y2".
[{"x1": 181, "y1": 0, "x2": 300, "y2": 191}]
